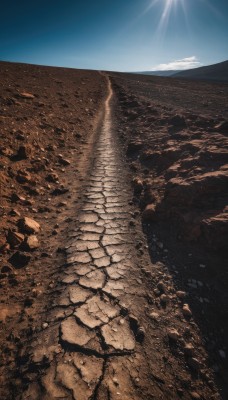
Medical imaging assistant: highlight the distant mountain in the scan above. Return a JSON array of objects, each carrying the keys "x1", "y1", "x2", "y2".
[
  {"x1": 172, "y1": 60, "x2": 228, "y2": 81},
  {"x1": 134, "y1": 61, "x2": 228, "y2": 81},
  {"x1": 136, "y1": 70, "x2": 181, "y2": 77}
]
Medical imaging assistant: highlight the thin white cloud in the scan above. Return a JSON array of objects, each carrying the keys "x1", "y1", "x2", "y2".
[{"x1": 151, "y1": 56, "x2": 202, "y2": 71}]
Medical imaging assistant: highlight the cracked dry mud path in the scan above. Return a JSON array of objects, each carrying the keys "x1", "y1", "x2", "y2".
[{"x1": 21, "y1": 78, "x2": 152, "y2": 400}]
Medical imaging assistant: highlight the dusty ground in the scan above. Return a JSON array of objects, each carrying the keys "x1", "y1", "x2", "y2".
[
  {"x1": 0, "y1": 61, "x2": 107, "y2": 398},
  {"x1": 110, "y1": 72, "x2": 228, "y2": 395},
  {"x1": 0, "y1": 62, "x2": 227, "y2": 399}
]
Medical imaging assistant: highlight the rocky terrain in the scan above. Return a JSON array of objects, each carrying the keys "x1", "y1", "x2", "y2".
[
  {"x1": 0, "y1": 62, "x2": 227, "y2": 399},
  {"x1": 0, "y1": 61, "x2": 107, "y2": 398},
  {"x1": 110, "y1": 71, "x2": 228, "y2": 394}
]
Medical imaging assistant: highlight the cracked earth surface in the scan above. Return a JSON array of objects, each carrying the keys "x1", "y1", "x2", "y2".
[
  {"x1": 21, "y1": 79, "x2": 151, "y2": 400},
  {"x1": 19, "y1": 78, "x2": 221, "y2": 400}
]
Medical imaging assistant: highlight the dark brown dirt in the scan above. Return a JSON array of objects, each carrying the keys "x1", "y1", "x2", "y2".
[
  {"x1": 109, "y1": 71, "x2": 228, "y2": 397},
  {"x1": 0, "y1": 61, "x2": 107, "y2": 398}
]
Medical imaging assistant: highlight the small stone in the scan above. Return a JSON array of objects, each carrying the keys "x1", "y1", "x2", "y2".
[
  {"x1": 9, "y1": 209, "x2": 21, "y2": 217},
  {"x1": 25, "y1": 235, "x2": 40, "y2": 250},
  {"x1": 9, "y1": 251, "x2": 31, "y2": 268},
  {"x1": 129, "y1": 314, "x2": 139, "y2": 331},
  {"x1": 18, "y1": 217, "x2": 41, "y2": 234},
  {"x1": 160, "y1": 294, "x2": 169, "y2": 305},
  {"x1": 113, "y1": 378, "x2": 119, "y2": 386},
  {"x1": 176, "y1": 291, "x2": 186, "y2": 299},
  {"x1": 7, "y1": 230, "x2": 25, "y2": 247},
  {"x1": 42, "y1": 322, "x2": 48, "y2": 329},
  {"x1": 187, "y1": 357, "x2": 201, "y2": 371},
  {"x1": 142, "y1": 204, "x2": 157, "y2": 222},
  {"x1": 16, "y1": 169, "x2": 31, "y2": 183},
  {"x1": 46, "y1": 173, "x2": 59, "y2": 183},
  {"x1": 19, "y1": 92, "x2": 35, "y2": 99},
  {"x1": 183, "y1": 343, "x2": 195, "y2": 356},
  {"x1": 149, "y1": 312, "x2": 159, "y2": 321},
  {"x1": 157, "y1": 281, "x2": 166, "y2": 293},
  {"x1": 58, "y1": 156, "x2": 71, "y2": 166},
  {"x1": 182, "y1": 304, "x2": 192, "y2": 317},
  {"x1": 137, "y1": 326, "x2": 145, "y2": 343},
  {"x1": 167, "y1": 328, "x2": 180, "y2": 341},
  {"x1": 1, "y1": 265, "x2": 13, "y2": 274},
  {"x1": 190, "y1": 392, "x2": 201, "y2": 400},
  {"x1": 177, "y1": 388, "x2": 184, "y2": 396}
]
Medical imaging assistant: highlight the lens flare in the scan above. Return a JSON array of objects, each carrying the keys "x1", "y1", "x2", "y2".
[
  {"x1": 143, "y1": 0, "x2": 221, "y2": 39},
  {"x1": 157, "y1": 0, "x2": 186, "y2": 38}
]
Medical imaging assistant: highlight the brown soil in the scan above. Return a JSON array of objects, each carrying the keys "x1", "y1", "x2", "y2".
[
  {"x1": 0, "y1": 62, "x2": 227, "y2": 399},
  {"x1": 0, "y1": 61, "x2": 107, "y2": 397},
  {"x1": 109, "y1": 72, "x2": 228, "y2": 395}
]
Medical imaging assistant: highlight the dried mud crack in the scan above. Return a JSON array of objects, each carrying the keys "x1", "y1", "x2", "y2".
[
  {"x1": 17, "y1": 78, "x2": 148, "y2": 400},
  {"x1": 2, "y1": 73, "x2": 223, "y2": 400}
]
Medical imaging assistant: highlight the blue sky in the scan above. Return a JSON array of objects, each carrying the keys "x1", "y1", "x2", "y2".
[{"x1": 0, "y1": 0, "x2": 227, "y2": 71}]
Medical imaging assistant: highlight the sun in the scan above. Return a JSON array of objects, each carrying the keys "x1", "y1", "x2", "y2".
[{"x1": 143, "y1": 0, "x2": 188, "y2": 38}]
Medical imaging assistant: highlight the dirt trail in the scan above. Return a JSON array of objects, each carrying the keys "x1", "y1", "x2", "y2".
[
  {"x1": 19, "y1": 76, "x2": 148, "y2": 399},
  {"x1": 7, "y1": 76, "x2": 222, "y2": 399}
]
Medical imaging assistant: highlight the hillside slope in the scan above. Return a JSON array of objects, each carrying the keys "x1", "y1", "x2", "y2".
[{"x1": 173, "y1": 60, "x2": 228, "y2": 81}]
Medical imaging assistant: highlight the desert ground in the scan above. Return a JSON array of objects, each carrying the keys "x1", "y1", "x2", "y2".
[{"x1": 0, "y1": 61, "x2": 227, "y2": 399}]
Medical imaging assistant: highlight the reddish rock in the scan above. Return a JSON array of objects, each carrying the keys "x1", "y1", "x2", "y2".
[
  {"x1": 18, "y1": 217, "x2": 41, "y2": 234},
  {"x1": 16, "y1": 170, "x2": 31, "y2": 184},
  {"x1": 58, "y1": 155, "x2": 71, "y2": 166},
  {"x1": 0, "y1": 146, "x2": 13, "y2": 157},
  {"x1": 19, "y1": 92, "x2": 35, "y2": 99},
  {"x1": 7, "y1": 230, "x2": 25, "y2": 248},
  {"x1": 0, "y1": 241, "x2": 10, "y2": 254},
  {"x1": 46, "y1": 172, "x2": 59, "y2": 183},
  {"x1": 9, "y1": 251, "x2": 31, "y2": 268},
  {"x1": 24, "y1": 235, "x2": 40, "y2": 250}
]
